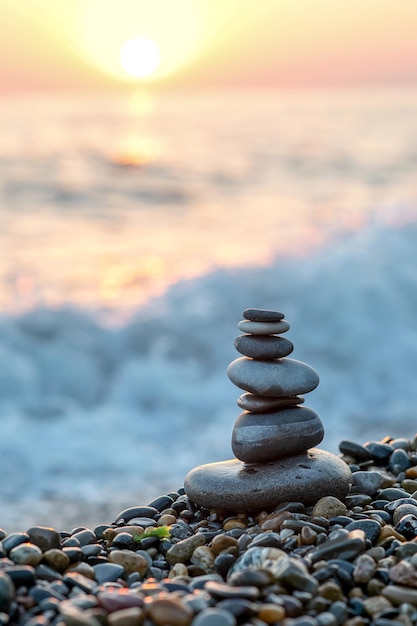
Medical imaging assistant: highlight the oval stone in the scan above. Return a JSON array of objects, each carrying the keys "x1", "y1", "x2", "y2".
[
  {"x1": 184, "y1": 449, "x2": 352, "y2": 512},
  {"x1": 227, "y1": 357, "x2": 319, "y2": 397},
  {"x1": 243, "y1": 308, "x2": 285, "y2": 322},
  {"x1": 231, "y1": 407, "x2": 324, "y2": 463},
  {"x1": 237, "y1": 393, "x2": 304, "y2": 413},
  {"x1": 237, "y1": 320, "x2": 290, "y2": 335},
  {"x1": 234, "y1": 335, "x2": 293, "y2": 360}
]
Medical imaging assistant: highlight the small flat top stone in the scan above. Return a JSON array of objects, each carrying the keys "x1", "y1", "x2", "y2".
[
  {"x1": 184, "y1": 449, "x2": 352, "y2": 512},
  {"x1": 237, "y1": 320, "x2": 290, "y2": 335},
  {"x1": 243, "y1": 308, "x2": 285, "y2": 322}
]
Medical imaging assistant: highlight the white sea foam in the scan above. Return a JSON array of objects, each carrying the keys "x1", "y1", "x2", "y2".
[{"x1": 1, "y1": 218, "x2": 416, "y2": 528}]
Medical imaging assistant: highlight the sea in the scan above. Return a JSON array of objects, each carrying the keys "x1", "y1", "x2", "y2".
[{"x1": 1, "y1": 87, "x2": 417, "y2": 530}]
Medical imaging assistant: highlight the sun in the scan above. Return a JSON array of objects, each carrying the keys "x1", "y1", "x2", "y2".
[
  {"x1": 120, "y1": 37, "x2": 161, "y2": 78},
  {"x1": 80, "y1": 1, "x2": 204, "y2": 85}
]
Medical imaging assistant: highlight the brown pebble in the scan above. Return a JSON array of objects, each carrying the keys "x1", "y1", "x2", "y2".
[
  {"x1": 257, "y1": 603, "x2": 286, "y2": 623},
  {"x1": 157, "y1": 514, "x2": 176, "y2": 526},
  {"x1": 401, "y1": 479, "x2": 417, "y2": 493},
  {"x1": 223, "y1": 518, "x2": 247, "y2": 531},
  {"x1": 312, "y1": 496, "x2": 347, "y2": 519},
  {"x1": 109, "y1": 550, "x2": 148, "y2": 577},
  {"x1": 363, "y1": 595, "x2": 393, "y2": 616},
  {"x1": 318, "y1": 581, "x2": 344, "y2": 601},
  {"x1": 301, "y1": 526, "x2": 317, "y2": 545},
  {"x1": 145, "y1": 594, "x2": 193, "y2": 626},
  {"x1": 168, "y1": 563, "x2": 189, "y2": 579},
  {"x1": 261, "y1": 511, "x2": 292, "y2": 531},
  {"x1": 43, "y1": 549, "x2": 70, "y2": 573},
  {"x1": 210, "y1": 534, "x2": 238, "y2": 556},
  {"x1": 66, "y1": 561, "x2": 96, "y2": 579},
  {"x1": 377, "y1": 525, "x2": 406, "y2": 543},
  {"x1": 103, "y1": 526, "x2": 144, "y2": 545},
  {"x1": 405, "y1": 467, "x2": 417, "y2": 479},
  {"x1": 107, "y1": 607, "x2": 144, "y2": 626}
]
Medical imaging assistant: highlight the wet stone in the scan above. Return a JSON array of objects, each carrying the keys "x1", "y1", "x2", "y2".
[
  {"x1": 339, "y1": 440, "x2": 373, "y2": 461},
  {"x1": 345, "y1": 519, "x2": 381, "y2": 543},
  {"x1": 0, "y1": 572, "x2": 14, "y2": 612},
  {"x1": 2, "y1": 532, "x2": 30, "y2": 553},
  {"x1": 9, "y1": 542, "x2": 43, "y2": 566},
  {"x1": 309, "y1": 530, "x2": 366, "y2": 563},
  {"x1": 351, "y1": 471, "x2": 385, "y2": 495},
  {"x1": 364, "y1": 442, "x2": 394, "y2": 463},
  {"x1": 27, "y1": 527, "x2": 61, "y2": 552},
  {"x1": 93, "y1": 563, "x2": 124, "y2": 584}
]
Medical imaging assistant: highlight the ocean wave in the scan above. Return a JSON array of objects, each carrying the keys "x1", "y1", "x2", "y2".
[{"x1": 1, "y1": 219, "x2": 417, "y2": 521}]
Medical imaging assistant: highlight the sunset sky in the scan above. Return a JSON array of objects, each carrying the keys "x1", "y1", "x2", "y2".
[{"x1": 1, "y1": 1, "x2": 417, "y2": 92}]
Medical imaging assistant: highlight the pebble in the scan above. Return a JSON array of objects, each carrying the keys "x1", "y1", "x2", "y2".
[
  {"x1": 237, "y1": 392, "x2": 304, "y2": 412},
  {"x1": 234, "y1": 334, "x2": 294, "y2": 359},
  {"x1": 192, "y1": 607, "x2": 237, "y2": 626},
  {"x1": 227, "y1": 357, "x2": 320, "y2": 396},
  {"x1": 243, "y1": 308, "x2": 285, "y2": 322},
  {"x1": 312, "y1": 497, "x2": 348, "y2": 519},
  {"x1": 166, "y1": 534, "x2": 207, "y2": 564},
  {"x1": 232, "y1": 406, "x2": 324, "y2": 463},
  {"x1": 185, "y1": 449, "x2": 351, "y2": 511},
  {"x1": 145, "y1": 594, "x2": 194, "y2": 626},
  {"x1": 27, "y1": 526, "x2": 61, "y2": 551},
  {"x1": 237, "y1": 319, "x2": 290, "y2": 335}
]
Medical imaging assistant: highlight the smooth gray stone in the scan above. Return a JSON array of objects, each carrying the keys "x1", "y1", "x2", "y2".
[
  {"x1": 234, "y1": 334, "x2": 293, "y2": 360},
  {"x1": 243, "y1": 308, "x2": 284, "y2": 322},
  {"x1": 227, "y1": 357, "x2": 319, "y2": 397},
  {"x1": 231, "y1": 407, "x2": 324, "y2": 463},
  {"x1": 237, "y1": 320, "x2": 290, "y2": 335},
  {"x1": 237, "y1": 393, "x2": 304, "y2": 413},
  {"x1": 184, "y1": 449, "x2": 352, "y2": 512}
]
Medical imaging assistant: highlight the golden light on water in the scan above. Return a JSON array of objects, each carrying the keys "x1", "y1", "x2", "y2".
[{"x1": 120, "y1": 37, "x2": 161, "y2": 78}]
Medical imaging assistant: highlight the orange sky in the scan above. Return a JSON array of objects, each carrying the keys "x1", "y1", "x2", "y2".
[{"x1": 1, "y1": 0, "x2": 417, "y2": 92}]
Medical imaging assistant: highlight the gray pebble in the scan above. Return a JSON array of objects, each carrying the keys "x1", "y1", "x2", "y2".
[
  {"x1": 192, "y1": 607, "x2": 237, "y2": 626},
  {"x1": 350, "y1": 471, "x2": 385, "y2": 495},
  {"x1": 234, "y1": 334, "x2": 293, "y2": 360},
  {"x1": 227, "y1": 357, "x2": 319, "y2": 397},
  {"x1": 185, "y1": 450, "x2": 351, "y2": 512},
  {"x1": 237, "y1": 320, "x2": 290, "y2": 335},
  {"x1": 231, "y1": 407, "x2": 324, "y2": 463},
  {"x1": 243, "y1": 308, "x2": 285, "y2": 322},
  {"x1": 237, "y1": 393, "x2": 304, "y2": 412}
]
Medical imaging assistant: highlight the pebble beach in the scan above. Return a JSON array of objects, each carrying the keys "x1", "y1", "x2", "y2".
[{"x1": 3, "y1": 434, "x2": 417, "y2": 625}]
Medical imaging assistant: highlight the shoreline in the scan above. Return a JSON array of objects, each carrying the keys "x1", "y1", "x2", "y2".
[{"x1": 2, "y1": 433, "x2": 417, "y2": 624}]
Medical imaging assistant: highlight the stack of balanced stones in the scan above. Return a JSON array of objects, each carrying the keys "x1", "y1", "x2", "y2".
[{"x1": 185, "y1": 308, "x2": 352, "y2": 512}]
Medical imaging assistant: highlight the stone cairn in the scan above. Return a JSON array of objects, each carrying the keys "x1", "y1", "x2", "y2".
[{"x1": 185, "y1": 308, "x2": 352, "y2": 512}]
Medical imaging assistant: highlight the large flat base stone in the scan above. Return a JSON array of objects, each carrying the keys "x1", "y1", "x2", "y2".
[{"x1": 184, "y1": 448, "x2": 352, "y2": 512}]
